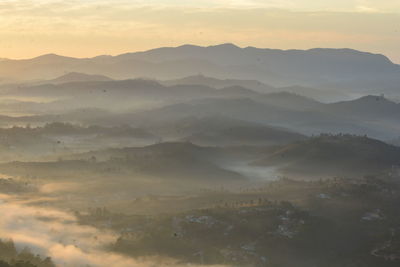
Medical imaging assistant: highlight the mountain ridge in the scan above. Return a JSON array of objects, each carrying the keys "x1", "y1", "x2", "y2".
[{"x1": 1, "y1": 44, "x2": 399, "y2": 94}]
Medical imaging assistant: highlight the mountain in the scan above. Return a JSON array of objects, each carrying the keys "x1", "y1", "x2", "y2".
[
  {"x1": 0, "y1": 141, "x2": 247, "y2": 195},
  {"x1": 0, "y1": 122, "x2": 159, "y2": 162},
  {"x1": 1, "y1": 44, "x2": 399, "y2": 96},
  {"x1": 55, "y1": 94, "x2": 398, "y2": 140},
  {"x1": 259, "y1": 92, "x2": 323, "y2": 110},
  {"x1": 162, "y1": 75, "x2": 349, "y2": 102},
  {"x1": 126, "y1": 98, "x2": 290, "y2": 127},
  {"x1": 54, "y1": 142, "x2": 245, "y2": 183},
  {"x1": 146, "y1": 115, "x2": 306, "y2": 146},
  {"x1": 4, "y1": 90, "x2": 400, "y2": 141},
  {"x1": 279, "y1": 85, "x2": 349, "y2": 102},
  {"x1": 1, "y1": 78, "x2": 277, "y2": 114},
  {"x1": 327, "y1": 95, "x2": 400, "y2": 120},
  {"x1": 254, "y1": 134, "x2": 400, "y2": 178},
  {"x1": 125, "y1": 97, "x2": 356, "y2": 135},
  {"x1": 104, "y1": 44, "x2": 400, "y2": 91},
  {"x1": 147, "y1": 116, "x2": 259, "y2": 137},
  {"x1": 162, "y1": 74, "x2": 276, "y2": 93},
  {"x1": 6, "y1": 79, "x2": 255, "y2": 99},
  {"x1": 182, "y1": 125, "x2": 306, "y2": 147},
  {"x1": 49, "y1": 72, "x2": 113, "y2": 84},
  {"x1": 10, "y1": 78, "x2": 322, "y2": 110}
]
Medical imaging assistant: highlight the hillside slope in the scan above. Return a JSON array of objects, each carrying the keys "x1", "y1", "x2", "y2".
[{"x1": 255, "y1": 134, "x2": 400, "y2": 178}]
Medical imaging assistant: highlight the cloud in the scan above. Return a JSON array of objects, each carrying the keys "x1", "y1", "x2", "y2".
[{"x1": 0, "y1": 194, "x2": 230, "y2": 267}]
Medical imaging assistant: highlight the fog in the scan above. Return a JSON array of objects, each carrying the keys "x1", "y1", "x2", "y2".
[
  {"x1": 0, "y1": 44, "x2": 400, "y2": 267},
  {"x1": 220, "y1": 162, "x2": 279, "y2": 182},
  {"x1": 0, "y1": 193, "x2": 230, "y2": 267}
]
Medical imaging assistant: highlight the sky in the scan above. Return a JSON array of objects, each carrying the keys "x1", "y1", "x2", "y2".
[{"x1": 0, "y1": 0, "x2": 399, "y2": 63}]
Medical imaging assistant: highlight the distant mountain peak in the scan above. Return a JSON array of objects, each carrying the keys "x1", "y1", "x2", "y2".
[
  {"x1": 29, "y1": 53, "x2": 79, "y2": 64},
  {"x1": 51, "y1": 72, "x2": 113, "y2": 83},
  {"x1": 33, "y1": 53, "x2": 68, "y2": 60},
  {"x1": 93, "y1": 55, "x2": 112, "y2": 59},
  {"x1": 208, "y1": 43, "x2": 240, "y2": 49},
  {"x1": 177, "y1": 44, "x2": 202, "y2": 49},
  {"x1": 266, "y1": 91, "x2": 317, "y2": 101},
  {"x1": 2, "y1": 44, "x2": 399, "y2": 92},
  {"x1": 176, "y1": 43, "x2": 240, "y2": 50},
  {"x1": 351, "y1": 94, "x2": 394, "y2": 104}
]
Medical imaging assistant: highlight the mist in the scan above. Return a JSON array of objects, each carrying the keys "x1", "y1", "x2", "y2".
[
  {"x1": 0, "y1": 193, "x2": 230, "y2": 267},
  {"x1": 0, "y1": 7, "x2": 400, "y2": 266}
]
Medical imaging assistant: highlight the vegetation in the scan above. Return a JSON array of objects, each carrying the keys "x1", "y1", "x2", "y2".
[
  {"x1": 0, "y1": 240, "x2": 54, "y2": 267},
  {"x1": 72, "y1": 175, "x2": 400, "y2": 267},
  {"x1": 1, "y1": 44, "x2": 400, "y2": 267}
]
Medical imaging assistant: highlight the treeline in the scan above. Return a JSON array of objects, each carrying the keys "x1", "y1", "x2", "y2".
[{"x1": 0, "y1": 239, "x2": 55, "y2": 267}]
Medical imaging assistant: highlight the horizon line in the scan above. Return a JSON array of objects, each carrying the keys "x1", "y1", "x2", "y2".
[{"x1": 1, "y1": 43, "x2": 396, "y2": 64}]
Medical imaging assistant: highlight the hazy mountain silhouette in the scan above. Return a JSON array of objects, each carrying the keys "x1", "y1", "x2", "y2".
[
  {"x1": 8, "y1": 79, "x2": 322, "y2": 110},
  {"x1": 162, "y1": 74, "x2": 347, "y2": 101},
  {"x1": 49, "y1": 72, "x2": 113, "y2": 84},
  {"x1": 3, "y1": 85, "x2": 399, "y2": 140},
  {"x1": 59, "y1": 141, "x2": 246, "y2": 183},
  {"x1": 1, "y1": 44, "x2": 399, "y2": 95},
  {"x1": 327, "y1": 95, "x2": 400, "y2": 120},
  {"x1": 258, "y1": 92, "x2": 322, "y2": 110},
  {"x1": 162, "y1": 74, "x2": 276, "y2": 92},
  {"x1": 182, "y1": 125, "x2": 306, "y2": 147},
  {"x1": 123, "y1": 95, "x2": 400, "y2": 140},
  {"x1": 254, "y1": 134, "x2": 400, "y2": 178},
  {"x1": 145, "y1": 115, "x2": 305, "y2": 146}
]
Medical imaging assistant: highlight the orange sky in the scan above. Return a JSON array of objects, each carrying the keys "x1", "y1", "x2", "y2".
[{"x1": 0, "y1": 0, "x2": 399, "y2": 63}]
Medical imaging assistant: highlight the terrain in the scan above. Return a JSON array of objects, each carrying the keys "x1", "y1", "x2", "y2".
[
  {"x1": 0, "y1": 44, "x2": 400, "y2": 267},
  {"x1": 1, "y1": 44, "x2": 399, "y2": 95}
]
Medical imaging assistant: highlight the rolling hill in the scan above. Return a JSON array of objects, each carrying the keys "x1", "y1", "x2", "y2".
[
  {"x1": 327, "y1": 95, "x2": 400, "y2": 120},
  {"x1": 182, "y1": 125, "x2": 306, "y2": 147},
  {"x1": 49, "y1": 72, "x2": 113, "y2": 84},
  {"x1": 162, "y1": 74, "x2": 276, "y2": 93},
  {"x1": 254, "y1": 134, "x2": 400, "y2": 178},
  {"x1": 162, "y1": 75, "x2": 348, "y2": 102}
]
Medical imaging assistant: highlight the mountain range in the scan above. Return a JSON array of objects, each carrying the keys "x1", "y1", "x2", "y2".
[
  {"x1": 1, "y1": 44, "x2": 399, "y2": 97},
  {"x1": 1, "y1": 87, "x2": 400, "y2": 141}
]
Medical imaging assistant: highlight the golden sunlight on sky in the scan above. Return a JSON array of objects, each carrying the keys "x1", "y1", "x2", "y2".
[{"x1": 0, "y1": 0, "x2": 399, "y2": 62}]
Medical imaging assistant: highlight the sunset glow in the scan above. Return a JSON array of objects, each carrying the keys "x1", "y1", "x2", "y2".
[{"x1": 1, "y1": 0, "x2": 399, "y2": 62}]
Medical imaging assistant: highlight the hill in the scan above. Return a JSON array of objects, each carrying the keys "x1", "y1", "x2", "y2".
[
  {"x1": 254, "y1": 134, "x2": 400, "y2": 178},
  {"x1": 5, "y1": 79, "x2": 258, "y2": 102},
  {"x1": 327, "y1": 95, "x2": 400, "y2": 120},
  {"x1": 157, "y1": 116, "x2": 307, "y2": 146},
  {"x1": 162, "y1": 75, "x2": 348, "y2": 102},
  {"x1": 49, "y1": 72, "x2": 113, "y2": 84},
  {"x1": 104, "y1": 176, "x2": 400, "y2": 267},
  {"x1": 148, "y1": 116, "x2": 306, "y2": 146},
  {"x1": 125, "y1": 97, "x2": 365, "y2": 137},
  {"x1": 0, "y1": 123, "x2": 159, "y2": 162},
  {"x1": 162, "y1": 74, "x2": 276, "y2": 93},
  {"x1": 182, "y1": 125, "x2": 306, "y2": 147},
  {"x1": 3, "y1": 92, "x2": 400, "y2": 141},
  {"x1": 5, "y1": 142, "x2": 245, "y2": 184},
  {"x1": 259, "y1": 92, "x2": 322, "y2": 110}
]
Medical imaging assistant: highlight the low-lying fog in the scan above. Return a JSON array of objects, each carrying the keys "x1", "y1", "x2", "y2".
[
  {"x1": 0, "y1": 191, "x2": 229, "y2": 267},
  {"x1": 220, "y1": 162, "x2": 279, "y2": 182},
  {"x1": 2, "y1": 46, "x2": 400, "y2": 266}
]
